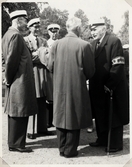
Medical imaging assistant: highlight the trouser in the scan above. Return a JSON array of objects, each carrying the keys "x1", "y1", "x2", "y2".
[
  {"x1": 27, "y1": 97, "x2": 47, "y2": 134},
  {"x1": 37, "y1": 97, "x2": 47, "y2": 133},
  {"x1": 97, "y1": 126, "x2": 123, "y2": 148},
  {"x1": 56, "y1": 128, "x2": 80, "y2": 156},
  {"x1": 8, "y1": 115, "x2": 28, "y2": 148},
  {"x1": 46, "y1": 102, "x2": 53, "y2": 127}
]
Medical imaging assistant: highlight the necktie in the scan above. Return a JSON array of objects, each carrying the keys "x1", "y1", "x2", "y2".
[
  {"x1": 35, "y1": 37, "x2": 39, "y2": 48},
  {"x1": 95, "y1": 40, "x2": 100, "y2": 55},
  {"x1": 96, "y1": 41, "x2": 100, "y2": 50}
]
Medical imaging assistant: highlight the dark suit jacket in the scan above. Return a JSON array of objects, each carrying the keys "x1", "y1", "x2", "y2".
[{"x1": 89, "y1": 32, "x2": 129, "y2": 131}]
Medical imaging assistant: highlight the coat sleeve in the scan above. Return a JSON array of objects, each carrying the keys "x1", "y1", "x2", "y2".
[
  {"x1": 5, "y1": 34, "x2": 23, "y2": 85},
  {"x1": 48, "y1": 43, "x2": 56, "y2": 73},
  {"x1": 24, "y1": 36, "x2": 41, "y2": 64},
  {"x1": 105, "y1": 38, "x2": 125, "y2": 90},
  {"x1": 82, "y1": 43, "x2": 95, "y2": 80}
]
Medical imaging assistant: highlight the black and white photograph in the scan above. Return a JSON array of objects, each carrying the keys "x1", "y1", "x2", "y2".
[{"x1": 1, "y1": 0, "x2": 131, "y2": 166}]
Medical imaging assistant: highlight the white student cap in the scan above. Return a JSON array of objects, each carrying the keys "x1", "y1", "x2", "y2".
[
  {"x1": 28, "y1": 18, "x2": 40, "y2": 27},
  {"x1": 47, "y1": 24, "x2": 60, "y2": 32},
  {"x1": 10, "y1": 10, "x2": 27, "y2": 20}
]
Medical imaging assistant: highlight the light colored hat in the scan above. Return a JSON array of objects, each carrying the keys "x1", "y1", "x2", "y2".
[
  {"x1": 91, "y1": 18, "x2": 105, "y2": 29},
  {"x1": 10, "y1": 10, "x2": 27, "y2": 20},
  {"x1": 123, "y1": 44, "x2": 129, "y2": 49},
  {"x1": 28, "y1": 18, "x2": 40, "y2": 27},
  {"x1": 47, "y1": 24, "x2": 60, "y2": 30}
]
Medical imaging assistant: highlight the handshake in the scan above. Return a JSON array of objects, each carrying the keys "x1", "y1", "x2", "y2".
[{"x1": 37, "y1": 47, "x2": 50, "y2": 67}]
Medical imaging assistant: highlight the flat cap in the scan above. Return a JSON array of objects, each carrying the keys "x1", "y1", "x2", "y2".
[
  {"x1": 10, "y1": 10, "x2": 27, "y2": 20},
  {"x1": 28, "y1": 18, "x2": 40, "y2": 27},
  {"x1": 47, "y1": 24, "x2": 60, "y2": 31}
]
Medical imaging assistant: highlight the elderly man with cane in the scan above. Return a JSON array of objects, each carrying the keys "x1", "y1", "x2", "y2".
[{"x1": 89, "y1": 19, "x2": 129, "y2": 153}]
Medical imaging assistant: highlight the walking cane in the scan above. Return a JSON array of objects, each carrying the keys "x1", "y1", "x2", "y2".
[
  {"x1": 107, "y1": 90, "x2": 113, "y2": 156},
  {"x1": 32, "y1": 114, "x2": 36, "y2": 138}
]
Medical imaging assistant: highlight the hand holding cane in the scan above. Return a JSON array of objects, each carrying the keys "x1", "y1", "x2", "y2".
[{"x1": 107, "y1": 90, "x2": 113, "y2": 156}]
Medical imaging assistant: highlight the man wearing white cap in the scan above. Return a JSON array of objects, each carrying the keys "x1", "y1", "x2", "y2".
[
  {"x1": 45, "y1": 23, "x2": 60, "y2": 128},
  {"x1": 48, "y1": 17, "x2": 95, "y2": 157},
  {"x1": 47, "y1": 23, "x2": 60, "y2": 48},
  {"x1": 89, "y1": 19, "x2": 129, "y2": 153},
  {"x1": 2, "y1": 10, "x2": 38, "y2": 152},
  {"x1": 24, "y1": 18, "x2": 54, "y2": 138}
]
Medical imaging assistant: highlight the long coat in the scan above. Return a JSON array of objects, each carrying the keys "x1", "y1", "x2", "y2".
[
  {"x1": 89, "y1": 32, "x2": 129, "y2": 133},
  {"x1": 24, "y1": 33, "x2": 47, "y2": 98},
  {"x1": 2, "y1": 27, "x2": 38, "y2": 117},
  {"x1": 48, "y1": 32, "x2": 95, "y2": 130}
]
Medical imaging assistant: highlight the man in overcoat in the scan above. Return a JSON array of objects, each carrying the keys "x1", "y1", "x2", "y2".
[
  {"x1": 24, "y1": 18, "x2": 53, "y2": 138},
  {"x1": 48, "y1": 17, "x2": 95, "y2": 158},
  {"x1": 89, "y1": 19, "x2": 129, "y2": 152},
  {"x1": 2, "y1": 10, "x2": 38, "y2": 152}
]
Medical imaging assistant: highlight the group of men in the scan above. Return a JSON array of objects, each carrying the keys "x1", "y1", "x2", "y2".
[{"x1": 2, "y1": 9, "x2": 129, "y2": 158}]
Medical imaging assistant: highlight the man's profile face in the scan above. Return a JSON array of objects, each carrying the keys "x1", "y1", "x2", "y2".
[
  {"x1": 30, "y1": 24, "x2": 40, "y2": 36},
  {"x1": 91, "y1": 25, "x2": 105, "y2": 40},
  {"x1": 17, "y1": 17, "x2": 28, "y2": 31}
]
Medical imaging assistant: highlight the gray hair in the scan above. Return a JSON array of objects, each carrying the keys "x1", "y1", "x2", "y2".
[{"x1": 66, "y1": 17, "x2": 82, "y2": 31}]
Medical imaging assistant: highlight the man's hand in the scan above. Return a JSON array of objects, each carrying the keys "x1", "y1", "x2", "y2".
[
  {"x1": 3, "y1": 79, "x2": 10, "y2": 87},
  {"x1": 32, "y1": 50, "x2": 39, "y2": 56}
]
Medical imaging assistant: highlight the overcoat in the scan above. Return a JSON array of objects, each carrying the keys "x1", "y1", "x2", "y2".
[
  {"x1": 48, "y1": 32, "x2": 95, "y2": 130},
  {"x1": 24, "y1": 33, "x2": 47, "y2": 98},
  {"x1": 2, "y1": 27, "x2": 38, "y2": 117},
  {"x1": 89, "y1": 32, "x2": 129, "y2": 133}
]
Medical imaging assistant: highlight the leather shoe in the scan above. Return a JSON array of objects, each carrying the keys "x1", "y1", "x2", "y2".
[
  {"x1": 89, "y1": 142, "x2": 100, "y2": 147},
  {"x1": 47, "y1": 124, "x2": 54, "y2": 128},
  {"x1": 27, "y1": 133, "x2": 36, "y2": 139},
  {"x1": 89, "y1": 142, "x2": 106, "y2": 147},
  {"x1": 60, "y1": 152, "x2": 64, "y2": 157},
  {"x1": 87, "y1": 128, "x2": 94, "y2": 133},
  {"x1": 37, "y1": 131, "x2": 55, "y2": 136},
  {"x1": 9, "y1": 147, "x2": 33, "y2": 153},
  {"x1": 64, "y1": 151, "x2": 78, "y2": 158},
  {"x1": 105, "y1": 147, "x2": 123, "y2": 153}
]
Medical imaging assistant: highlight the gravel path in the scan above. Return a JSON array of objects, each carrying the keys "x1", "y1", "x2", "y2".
[{"x1": 1, "y1": 109, "x2": 130, "y2": 166}]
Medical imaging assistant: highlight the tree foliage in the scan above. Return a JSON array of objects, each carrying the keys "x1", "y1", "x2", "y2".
[
  {"x1": 117, "y1": 11, "x2": 129, "y2": 45},
  {"x1": 74, "y1": 9, "x2": 91, "y2": 41},
  {"x1": 102, "y1": 16, "x2": 114, "y2": 33},
  {"x1": 2, "y1": 2, "x2": 39, "y2": 37},
  {"x1": 39, "y1": 3, "x2": 69, "y2": 39},
  {"x1": 74, "y1": 9, "x2": 88, "y2": 26}
]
